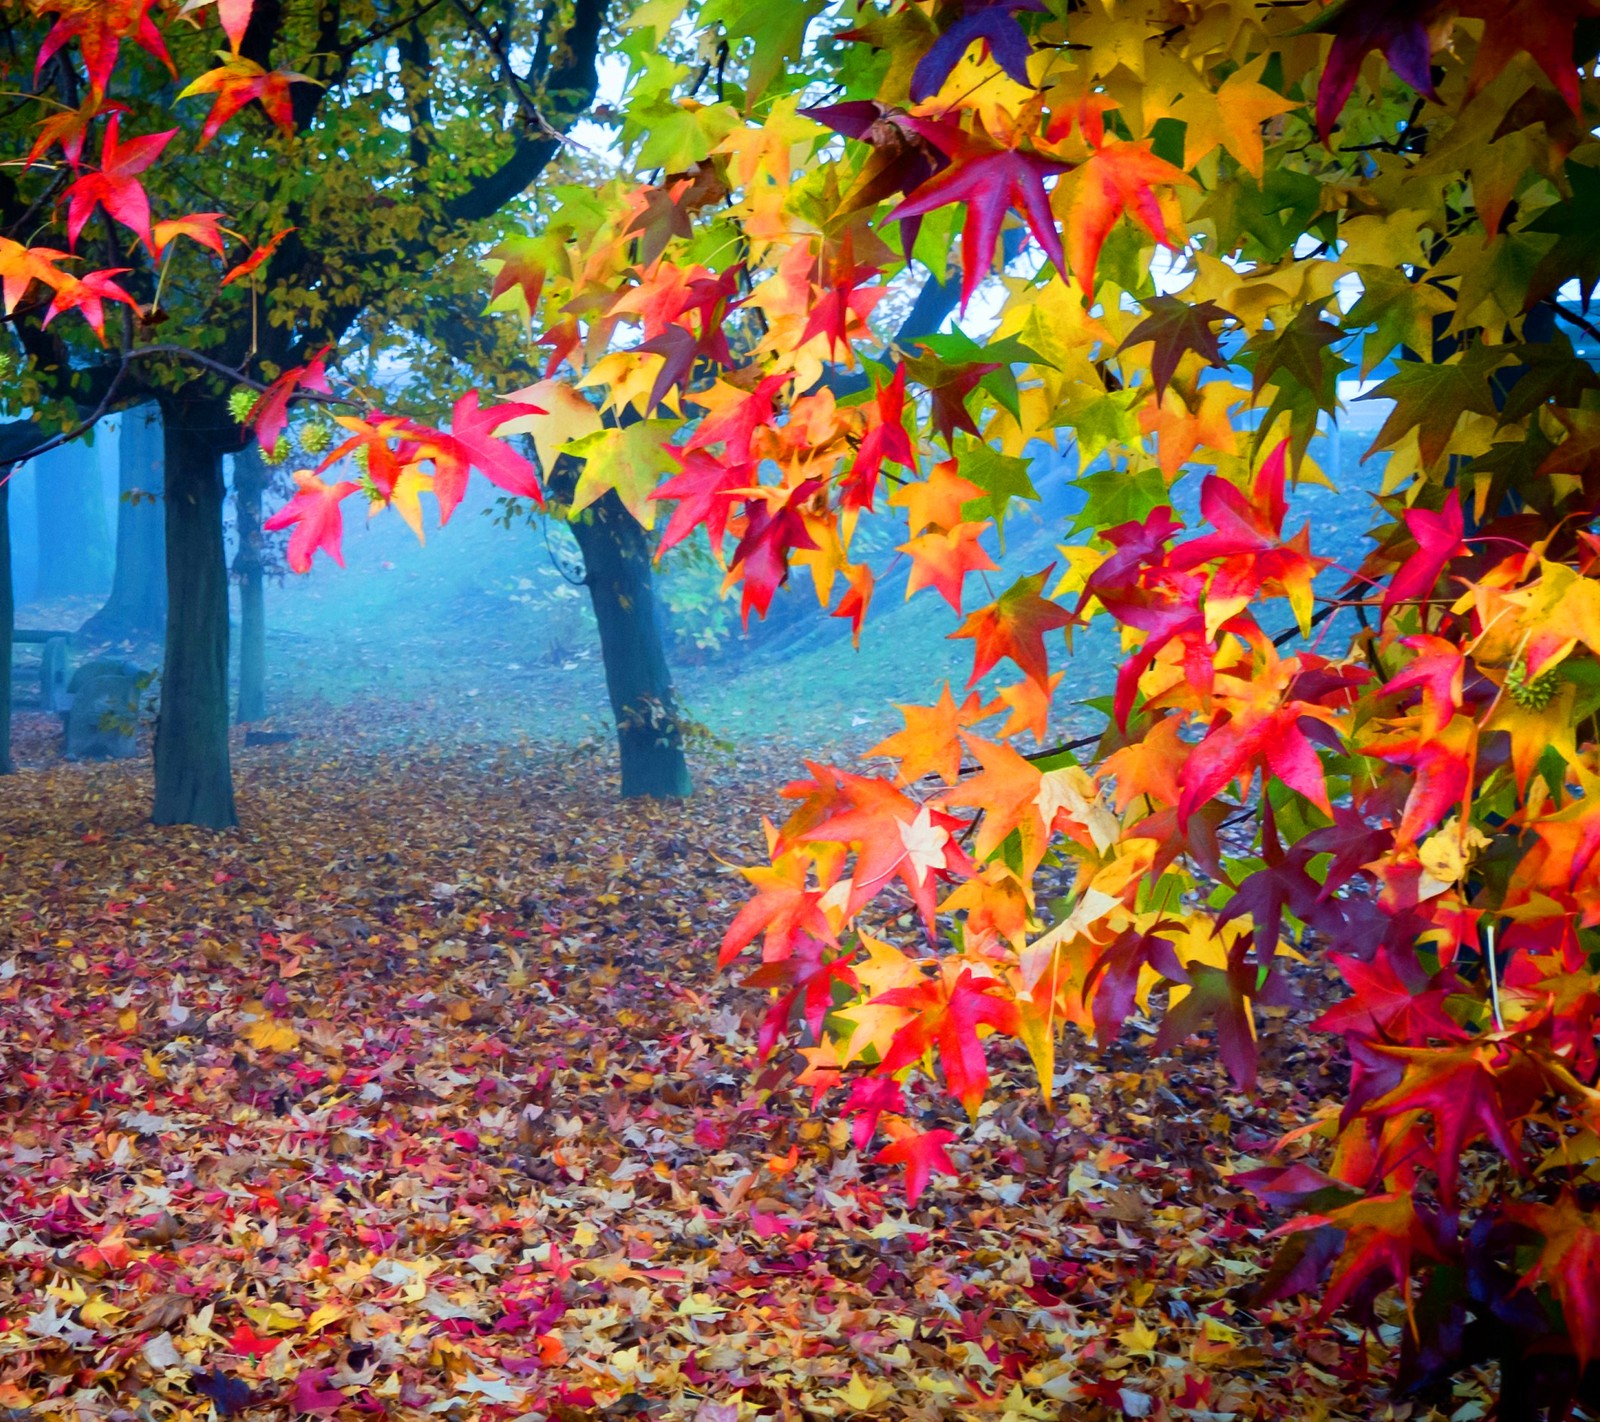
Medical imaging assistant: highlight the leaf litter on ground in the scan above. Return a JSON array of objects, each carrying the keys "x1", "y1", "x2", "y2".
[{"x1": 0, "y1": 712, "x2": 1471, "y2": 1421}]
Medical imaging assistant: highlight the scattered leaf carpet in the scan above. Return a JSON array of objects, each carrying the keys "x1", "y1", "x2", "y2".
[{"x1": 0, "y1": 722, "x2": 1463, "y2": 1420}]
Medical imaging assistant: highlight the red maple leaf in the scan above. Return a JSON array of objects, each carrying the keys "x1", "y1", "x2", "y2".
[
  {"x1": 1153, "y1": 954, "x2": 1270, "y2": 1091},
  {"x1": 1303, "y1": 0, "x2": 1443, "y2": 140},
  {"x1": 875, "y1": 1122, "x2": 957, "y2": 1205},
  {"x1": 887, "y1": 116, "x2": 1068, "y2": 308},
  {"x1": 900, "y1": 522, "x2": 998, "y2": 615},
  {"x1": 63, "y1": 116, "x2": 176, "y2": 251},
  {"x1": 400, "y1": 391, "x2": 545, "y2": 521},
  {"x1": 225, "y1": 1321, "x2": 281, "y2": 1358},
  {"x1": 1380, "y1": 489, "x2": 1466, "y2": 617},
  {"x1": 844, "y1": 1076, "x2": 907, "y2": 1149},
  {"x1": 1365, "y1": 1043, "x2": 1524, "y2": 1205},
  {"x1": 952, "y1": 567, "x2": 1072, "y2": 689},
  {"x1": 1178, "y1": 700, "x2": 1334, "y2": 824},
  {"x1": 833, "y1": 564, "x2": 875, "y2": 647},
  {"x1": 1062, "y1": 141, "x2": 1192, "y2": 295},
  {"x1": 41, "y1": 265, "x2": 137, "y2": 340},
  {"x1": 1462, "y1": 0, "x2": 1600, "y2": 117},
  {"x1": 179, "y1": 56, "x2": 313, "y2": 147},
  {"x1": 842, "y1": 365, "x2": 916, "y2": 511},
  {"x1": 876, "y1": 968, "x2": 1021, "y2": 1115},
  {"x1": 263, "y1": 470, "x2": 360, "y2": 573},
  {"x1": 35, "y1": 0, "x2": 172, "y2": 98},
  {"x1": 1284, "y1": 1192, "x2": 1446, "y2": 1322},
  {"x1": 1509, "y1": 1193, "x2": 1600, "y2": 1368},
  {"x1": 718, "y1": 848, "x2": 838, "y2": 969},
  {"x1": 246, "y1": 345, "x2": 331, "y2": 452},
  {"x1": 221, "y1": 225, "x2": 294, "y2": 287},
  {"x1": 1313, "y1": 951, "x2": 1466, "y2": 1043},
  {"x1": 799, "y1": 257, "x2": 884, "y2": 355},
  {"x1": 732, "y1": 480, "x2": 823, "y2": 623},
  {"x1": 653, "y1": 448, "x2": 753, "y2": 556},
  {"x1": 802, "y1": 772, "x2": 970, "y2": 923},
  {"x1": 684, "y1": 372, "x2": 788, "y2": 463}
]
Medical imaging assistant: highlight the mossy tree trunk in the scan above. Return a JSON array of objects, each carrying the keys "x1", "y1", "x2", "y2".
[
  {"x1": 565, "y1": 489, "x2": 692, "y2": 798},
  {"x1": 0, "y1": 467, "x2": 13, "y2": 776},
  {"x1": 153, "y1": 396, "x2": 237, "y2": 829}
]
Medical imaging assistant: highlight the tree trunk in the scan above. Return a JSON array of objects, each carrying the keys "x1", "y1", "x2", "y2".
[
  {"x1": 81, "y1": 405, "x2": 167, "y2": 642},
  {"x1": 568, "y1": 491, "x2": 692, "y2": 798},
  {"x1": 232, "y1": 444, "x2": 267, "y2": 724},
  {"x1": 0, "y1": 467, "x2": 14, "y2": 776},
  {"x1": 33, "y1": 437, "x2": 113, "y2": 599},
  {"x1": 153, "y1": 398, "x2": 237, "y2": 828}
]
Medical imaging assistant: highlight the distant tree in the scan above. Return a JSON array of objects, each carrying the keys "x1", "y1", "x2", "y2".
[
  {"x1": 31, "y1": 439, "x2": 112, "y2": 599},
  {"x1": 82, "y1": 406, "x2": 167, "y2": 644},
  {"x1": 0, "y1": 463, "x2": 13, "y2": 776},
  {"x1": 231, "y1": 440, "x2": 271, "y2": 725}
]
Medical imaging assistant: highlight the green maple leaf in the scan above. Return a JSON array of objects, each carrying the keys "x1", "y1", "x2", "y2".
[
  {"x1": 1524, "y1": 162, "x2": 1600, "y2": 309},
  {"x1": 1346, "y1": 265, "x2": 1452, "y2": 377},
  {"x1": 1242, "y1": 302, "x2": 1348, "y2": 399},
  {"x1": 1061, "y1": 389, "x2": 1142, "y2": 468},
  {"x1": 634, "y1": 100, "x2": 741, "y2": 172},
  {"x1": 701, "y1": 0, "x2": 827, "y2": 105},
  {"x1": 564, "y1": 420, "x2": 678, "y2": 528},
  {"x1": 1433, "y1": 232, "x2": 1555, "y2": 332},
  {"x1": 1498, "y1": 338, "x2": 1600, "y2": 422},
  {"x1": 1070, "y1": 464, "x2": 1168, "y2": 534},
  {"x1": 956, "y1": 442, "x2": 1038, "y2": 536},
  {"x1": 1362, "y1": 344, "x2": 1513, "y2": 468}
]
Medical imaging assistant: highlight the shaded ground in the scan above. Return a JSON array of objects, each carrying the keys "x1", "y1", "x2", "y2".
[{"x1": 0, "y1": 722, "x2": 1476, "y2": 1422}]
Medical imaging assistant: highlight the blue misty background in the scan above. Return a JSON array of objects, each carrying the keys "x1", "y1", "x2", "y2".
[{"x1": 10, "y1": 397, "x2": 1394, "y2": 759}]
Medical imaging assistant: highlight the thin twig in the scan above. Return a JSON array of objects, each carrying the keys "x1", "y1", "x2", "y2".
[{"x1": 1485, "y1": 921, "x2": 1504, "y2": 1032}]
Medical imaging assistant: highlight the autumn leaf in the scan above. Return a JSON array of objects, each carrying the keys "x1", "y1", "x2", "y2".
[
  {"x1": 1060, "y1": 142, "x2": 1193, "y2": 294},
  {"x1": 951, "y1": 568, "x2": 1072, "y2": 690},
  {"x1": 63, "y1": 116, "x2": 176, "y2": 251},
  {"x1": 240, "y1": 1016, "x2": 300, "y2": 1053},
  {"x1": 151, "y1": 211, "x2": 226, "y2": 258},
  {"x1": 1171, "y1": 54, "x2": 1296, "y2": 178},
  {"x1": 1286, "y1": 1193, "x2": 1445, "y2": 1324},
  {"x1": 1366, "y1": 1043, "x2": 1525, "y2": 1204},
  {"x1": 1363, "y1": 346, "x2": 1510, "y2": 469},
  {"x1": 876, "y1": 965, "x2": 1021, "y2": 1116},
  {"x1": 262, "y1": 469, "x2": 360, "y2": 572},
  {"x1": 887, "y1": 117, "x2": 1069, "y2": 308},
  {"x1": 909, "y1": 0, "x2": 1039, "y2": 102},
  {"x1": 900, "y1": 521, "x2": 998, "y2": 615},
  {"x1": 246, "y1": 345, "x2": 331, "y2": 452},
  {"x1": 869, "y1": 684, "x2": 988, "y2": 786},
  {"x1": 36, "y1": 0, "x2": 174, "y2": 98},
  {"x1": 564, "y1": 420, "x2": 675, "y2": 528},
  {"x1": 1378, "y1": 489, "x2": 1466, "y2": 618},
  {"x1": 178, "y1": 54, "x2": 317, "y2": 147},
  {"x1": 401, "y1": 391, "x2": 546, "y2": 521},
  {"x1": 1509, "y1": 1194, "x2": 1600, "y2": 1368},
  {"x1": 220, "y1": 225, "x2": 294, "y2": 286},
  {"x1": 874, "y1": 1122, "x2": 958, "y2": 1205},
  {"x1": 1300, "y1": 0, "x2": 1443, "y2": 139}
]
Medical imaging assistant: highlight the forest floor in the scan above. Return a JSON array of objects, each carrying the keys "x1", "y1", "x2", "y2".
[{"x1": 0, "y1": 709, "x2": 1489, "y2": 1422}]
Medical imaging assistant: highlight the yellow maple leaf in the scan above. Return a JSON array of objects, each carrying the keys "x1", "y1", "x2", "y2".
[{"x1": 241, "y1": 1017, "x2": 299, "y2": 1053}]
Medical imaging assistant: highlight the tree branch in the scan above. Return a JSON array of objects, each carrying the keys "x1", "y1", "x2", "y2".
[{"x1": 441, "y1": 0, "x2": 609, "y2": 226}]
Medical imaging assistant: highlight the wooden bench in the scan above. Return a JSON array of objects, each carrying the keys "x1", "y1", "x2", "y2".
[{"x1": 9, "y1": 629, "x2": 70, "y2": 711}]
